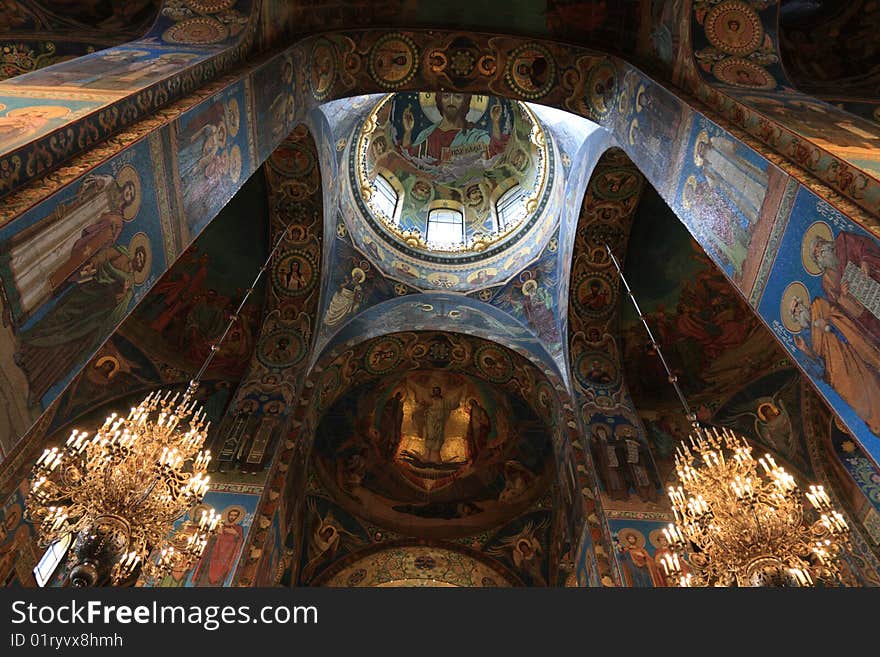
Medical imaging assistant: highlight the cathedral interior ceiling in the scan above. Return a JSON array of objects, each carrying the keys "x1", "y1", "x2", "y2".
[{"x1": 1, "y1": 1, "x2": 880, "y2": 588}]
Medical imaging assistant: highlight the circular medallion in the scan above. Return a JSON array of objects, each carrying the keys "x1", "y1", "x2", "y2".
[
  {"x1": 309, "y1": 38, "x2": 337, "y2": 101},
  {"x1": 364, "y1": 336, "x2": 405, "y2": 374},
  {"x1": 269, "y1": 141, "x2": 316, "y2": 178},
  {"x1": 713, "y1": 57, "x2": 775, "y2": 89},
  {"x1": 588, "y1": 59, "x2": 617, "y2": 118},
  {"x1": 368, "y1": 34, "x2": 419, "y2": 90},
  {"x1": 257, "y1": 329, "x2": 305, "y2": 369},
  {"x1": 163, "y1": 17, "x2": 227, "y2": 44},
  {"x1": 594, "y1": 167, "x2": 641, "y2": 200},
  {"x1": 574, "y1": 351, "x2": 619, "y2": 391},
  {"x1": 273, "y1": 251, "x2": 317, "y2": 297},
  {"x1": 705, "y1": 2, "x2": 763, "y2": 56},
  {"x1": 592, "y1": 202, "x2": 623, "y2": 223},
  {"x1": 536, "y1": 380, "x2": 556, "y2": 421},
  {"x1": 448, "y1": 49, "x2": 476, "y2": 77},
  {"x1": 474, "y1": 344, "x2": 513, "y2": 383},
  {"x1": 185, "y1": 0, "x2": 236, "y2": 12},
  {"x1": 504, "y1": 43, "x2": 555, "y2": 99},
  {"x1": 572, "y1": 271, "x2": 615, "y2": 319}
]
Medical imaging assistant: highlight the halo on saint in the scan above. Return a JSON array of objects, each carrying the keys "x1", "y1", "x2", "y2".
[
  {"x1": 617, "y1": 528, "x2": 646, "y2": 548},
  {"x1": 801, "y1": 220, "x2": 833, "y2": 276},
  {"x1": 681, "y1": 175, "x2": 698, "y2": 210},
  {"x1": 635, "y1": 84, "x2": 646, "y2": 113},
  {"x1": 780, "y1": 281, "x2": 810, "y2": 333},
  {"x1": 427, "y1": 271, "x2": 460, "y2": 286},
  {"x1": 693, "y1": 130, "x2": 710, "y2": 167},
  {"x1": 419, "y1": 92, "x2": 489, "y2": 124},
  {"x1": 522, "y1": 279, "x2": 538, "y2": 297},
  {"x1": 116, "y1": 164, "x2": 142, "y2": 221},
  {"x1": 225, "y1": 98, "x2": 241, "y2": 138},
  {"x1": 223, "y1": 505, "x2": 247, "y2": 523},
  {"x1": 228, "y1": 144, "x2": 243, "y2": 183},
  {"x1": 648, "y1": 529, "x2": 668, "y2": 549},
  {"x1": 351, "y1": 266, "x2": 366, "y2": 284},
  {"x1": 757, "y1": 401, "x2": 779, "y2": 422},
  {"x1": 128, "y1": 231, "x2": 152, "y2": 286},
  {"x1": 628, "y1": 118, "x2": 639, "y2": 146}
]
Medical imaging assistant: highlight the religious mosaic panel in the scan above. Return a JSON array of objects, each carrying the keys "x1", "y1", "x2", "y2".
[{"x1": 313, "y1": 370, "x2": 552, "y2": 538}]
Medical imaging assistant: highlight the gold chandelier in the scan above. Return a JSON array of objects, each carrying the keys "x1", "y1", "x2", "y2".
[
  {"x1": 658, "y1": 424, "x2": 850, "y2": 587},
  {"x1": 26, "y1": 224, "x2": 293, "y2": 587},
  {"x1": 605, "y1": 245, "x2": 852, "y2": 587},
  {"x1": 27, "y1": 388, "x2": 219, "y2": 587}
]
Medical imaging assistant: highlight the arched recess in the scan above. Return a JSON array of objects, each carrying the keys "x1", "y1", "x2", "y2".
[
  {"x1": 312, "y1": 293, "x2": 563, "y2": 382},
  {"x1": 566, "y1": 146, "x2": 663, "y2": 586},
  {"x1": 0, "y1": 121, "x2": 322, "y2": 587},
  {"x1": 778, "y1": 0, "x2": 880, "y2": 123},
  {"x1": 614, "y1": 175, "x2": 880, "y2": 586},
  {"x1": 2, "y1": 26, "x2": 879, "y2": 584},
  {"x1": 0, "y1": 165, "x2": 272, "y2": 586},
  {"x1": 248, "y1": 329, "x2": 612, "y2": 588}
]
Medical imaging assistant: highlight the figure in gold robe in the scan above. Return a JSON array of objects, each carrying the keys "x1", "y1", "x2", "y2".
[{"x1": 790, "y1": 295, "x2": 880, "y2": 434}]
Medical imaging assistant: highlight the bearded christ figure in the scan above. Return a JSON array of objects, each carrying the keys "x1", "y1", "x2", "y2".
[{"x1": 400, "y1": 93, "x2": 508, "y2": 163}]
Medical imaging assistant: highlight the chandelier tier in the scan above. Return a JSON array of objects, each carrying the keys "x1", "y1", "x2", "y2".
[
  {"x1": 26, "y1": 223, "x2": 293, "y2": 587},
  {"x1": 605, "y1": 244, "x2": 852, "y2": 587},
  {"x1": 660, "y1": 424, "x2": 850, "y2": 587},
  {"x1": 27, "y1": 390, "x2": 219, "y2": 587}
]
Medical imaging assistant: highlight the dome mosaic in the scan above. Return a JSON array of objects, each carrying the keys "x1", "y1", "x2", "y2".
[{"x1": 351, "y1": 92, "x2": 553, "y2": 263}]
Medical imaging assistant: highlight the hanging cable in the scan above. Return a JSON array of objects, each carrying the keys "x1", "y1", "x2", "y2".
[
  {"x1": 604, "y1": 243, "x2": 697, "y2": 425},
  {"x1": 182, "y1": 222, "x2": 293, "y2": 403}
]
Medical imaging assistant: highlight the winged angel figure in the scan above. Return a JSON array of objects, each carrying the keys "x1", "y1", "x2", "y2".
[
  {"x1": 299, "y1": 499, "x2": 367, "y2": 584},
  {"x1": 486, "y1": 517, "x2": 550, "y2": 586},
  {"x1": 716, "y1": 375, "x2": 800, "y2": 462}
]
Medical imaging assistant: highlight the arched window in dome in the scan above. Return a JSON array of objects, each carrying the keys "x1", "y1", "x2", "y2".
[
  {"x1": 426, "y1": 208, "x2": 465, "y2": 247},
  {"x1": 495, "y1": 184, "x2": 526, "y2": 232},
  {"x1": 372, "y1": 173, "x2": 401, "y2": 225}
]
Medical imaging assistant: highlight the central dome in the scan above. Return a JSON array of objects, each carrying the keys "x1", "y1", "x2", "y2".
[{"x1": 352, "y1": 92, "x2": 552, "y2": 261}]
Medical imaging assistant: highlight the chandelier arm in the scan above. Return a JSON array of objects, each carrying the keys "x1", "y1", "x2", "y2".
[{"x1": 128, "y1": 471, "x2": 166, "y2": 513}]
